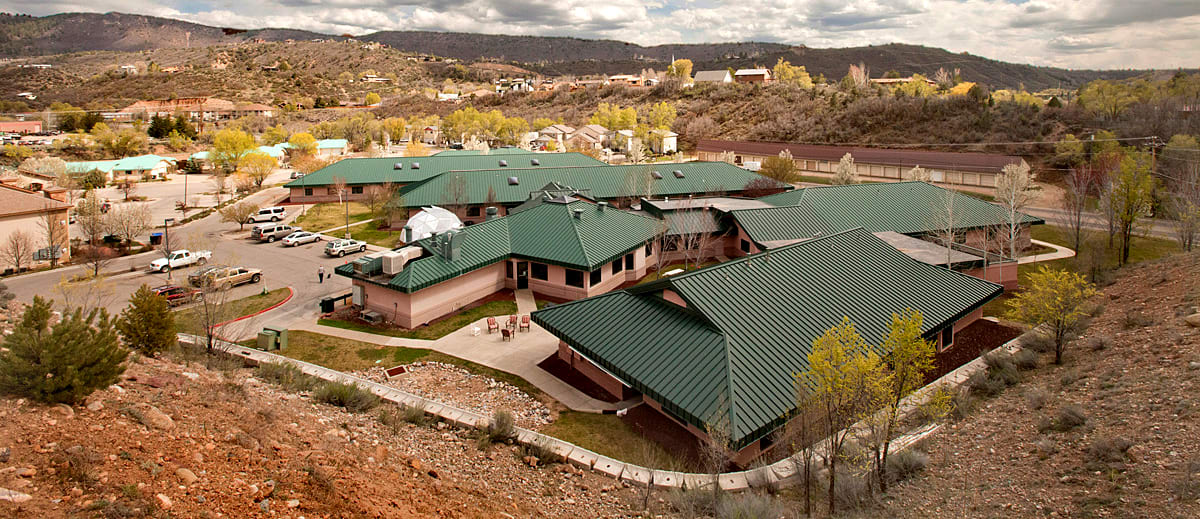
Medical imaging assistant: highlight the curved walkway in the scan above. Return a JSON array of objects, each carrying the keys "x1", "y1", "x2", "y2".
[{"x1": 1017, "y1": 239, "x2": 1075, "y2": 265}]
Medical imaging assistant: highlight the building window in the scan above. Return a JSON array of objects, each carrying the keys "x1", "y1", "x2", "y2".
[
  {"x1": 611, "y1": 259, "x2": 623, "y2": 275},
  {"x1": 645, "y1": 242, "x2": 653, "y2": 257},
  {"x1": 589, "y1": 269, "x2": 603, "y2": 287},
  {"x1": 506, "y1": 262, "x2": 514, "y2": 279},
  {"x1": 740, "y1": 239, "x2": 751, "y2": 253},
  {"x1": 565, "y1": 269, "x2": 584, "y2": 288},
  {"x1": 941, "y1": 327, "x2": 954, "y2": 351},
  {"x1": 304, "y1": 188, "x2": 313, "y2": 196},
  {"x1": 351, "y1": 186, "x2": 363, "y2": 194},
  {"x1": 531, "y1": 263, "x2": 548, "y2": 280},
  {"x1": 467, "y1": 206, "x2": 481, "y2": 217},
  {"x1": 624, "y1": 253, "x2": 634, "y2": 270},
  {"x1": 327, "y1": 187, "x2": 337, "y2": 195}
]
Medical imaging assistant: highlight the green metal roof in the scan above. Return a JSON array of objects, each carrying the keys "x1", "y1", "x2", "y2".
[
  {"x1": 394, "y1": 162, "x2": 785, "y2": 207},
  {"x1": 534, "y1": 227, "x2": 1002, "y2": 448},
  {"x1": 737, "y1": 181, "x2": 1043, "y2": 246},
  {"x1": 337, "y1": 199, "x2": 659, "y2": 293},
  {"x1": 285, "y1": 151, "x2": 603, "y2": 188}
]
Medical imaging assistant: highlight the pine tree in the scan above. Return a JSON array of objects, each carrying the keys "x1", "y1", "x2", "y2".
[
  {"x1": 0, "y1": 297, "x2": 128, "y2": 404},
  {"x1": 117, "y1": 285, "x2": 177, "y2": 356}
]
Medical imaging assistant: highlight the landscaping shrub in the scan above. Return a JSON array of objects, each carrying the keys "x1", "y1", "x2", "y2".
[
  {"x1": 1013, "y1": 349, "x2": 1039, "y2": 370},
  {"x1": 377, "y1": 406, "x2": 404, "y2": 433},
  {"x1": 1025, "y1": 388, "x2": 1048, "y2": 410},
  {"x1": 1034, "y1": 438, "x2": 1058, "y2": 458},
  {"x1": 1121, "y1": 313, "x2": 1155, "y2": 330},
  {"x1": 402, "y1": 403, "x2": 429, "y2": 425},
  {"x1": 884, "y1": 449, "x2": 929, "y2": 485},
  {"x1": 487, "y1": 409, "x2": 516, "y2": 443},
  {"x1": 1021, "y1": 331, "x2": 1055, "y2": 353},
  {"x1": 1170, "y1": 459, "x2": 1200, "y2": 500},
  {"x1": 715, "y1": 492, "x2": 785, "y2": 519},
  {"x1": 668, "y1": 488, "x2": 717, "y2": 518},
  {"x1": 983, "y1": 351, "x2": 1021, "y2": 384},
  {"x1": 966, "y1": 370, "x2": 1006, "y2": 397},
  {"x1": 314, "y1": 381, "x2": 380, "y2": 412},
  {"x1": 950, "y1": 389, "x2": 977, "y2": 420},
  {"x1": 257, "y1": 362, "x2": 320, "y2": 392},
  {"x1": 520, "y1": 437, "x2": 561, "y2": 466},
  {"x1": 830, "y1": 469, "x2": 874, "y2": 511},
  {"x1": 1086, "y1": 437, "x2": 1133, "y2": 465},
  {"x1": 1084, "y1": 335, "x2": 1112, "y2": 352},
  {"x1": 1045, "y1": 404, "x2": 1088, "y2": 432}
]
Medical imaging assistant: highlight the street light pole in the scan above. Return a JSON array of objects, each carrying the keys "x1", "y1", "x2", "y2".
[{"x1": 164, "y1": 217, "x2": 175, "y2": 280}]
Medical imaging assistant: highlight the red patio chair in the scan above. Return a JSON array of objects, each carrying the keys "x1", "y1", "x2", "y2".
[
  {"x1": 501, "y1": 328, "x2": 513, "y2": 341},
  {"x1": 519, "y1": 315, "x2": 530, "y2": 332},
  {"x1": 508, "y1": 314, "x2": 519, "y2": 329},
  {"x1": 487, "y1": 317, "x2": 499, "y2": 334}
]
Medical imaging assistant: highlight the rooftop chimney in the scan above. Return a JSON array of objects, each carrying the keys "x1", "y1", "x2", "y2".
[
  {"x1": 572, "y1": 208, "x2": 584, "y2": 219},
  {"x1": 485, "y1": 207, "x2": 498, "y2": 220},
  {"x1": 597, "y1": 201, "x2": 608, "y2": 212},
  {"x1": 411, "y1": 162, "x2": 420, "y2": 169},
  {"x1": 530, "y1": 158, "x2": 540, "y2": 166},
  {"x1": 673, "y1": 170, "x2": 685, "y2": 178},
  {"x1": 507, "y1": 176, "x2": 519, "y2": 185},
  {"x1": 393, "y1": 162, "x2": 404, "y2": 170},
  {"x1": 499, "y1": 160, "x2": 508, "y2": 167}
]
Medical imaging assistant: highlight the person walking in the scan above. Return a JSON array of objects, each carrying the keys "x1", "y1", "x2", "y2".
[{"x1": 318, "y1": 266, "x2": 325, "y2": 283}]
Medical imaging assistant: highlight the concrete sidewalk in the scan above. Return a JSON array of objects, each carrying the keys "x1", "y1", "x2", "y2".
[
  {"x1": 287, "y1": 315, "x2": 624, "y2": 413},
  {"x1": 1017, "y1": 239, "x2": 1076, "y2": 265}
]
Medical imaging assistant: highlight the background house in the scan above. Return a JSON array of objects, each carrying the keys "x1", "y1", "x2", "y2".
[
  {"x1": 648, "y1": 129, "x2": 678, "y2": 154},
  {"x1": 693, "y1": 70, "x2": 732, "y2": 84},
  {"x1": 734, "y1": 68, "x2": 772, "y2": 83},
  {"x1": 0, "y1": 121, "x2": 43, "y2": 134},
  {"x1": 0, "y1": 184, "x2": 72, "y2": 270}
]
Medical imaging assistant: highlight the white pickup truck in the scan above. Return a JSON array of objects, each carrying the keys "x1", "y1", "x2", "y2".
[{"x1": 149, "y1": 249, "x2": 212, "y2": 273}]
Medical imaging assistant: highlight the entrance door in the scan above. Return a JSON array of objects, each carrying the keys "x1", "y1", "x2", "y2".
[{"x1": 516, "y1": 261, "x2": 529, "y2": 289}]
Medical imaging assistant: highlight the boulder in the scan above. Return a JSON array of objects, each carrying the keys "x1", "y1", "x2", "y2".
[
  {"x1": 1185, "y1": 313, "x2": 1200, "y2": 328},
  {"x1": 155, "y1": 493, "x2": 173, "y2": 509},
  {"x1": 175, "y1": 468, "x2": 198, "y2": 486},
  {"x1": 136, "y1": 405, "x2": 175, "y2": 430},
  {"x1": 0, "y1": 488, "x2": 31, "y2": 503}
]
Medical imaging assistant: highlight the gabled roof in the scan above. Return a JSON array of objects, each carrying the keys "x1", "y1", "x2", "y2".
[
  {"x1": 693, "y1": 70, "x2": 731, "y2": 82},
  {"x1": 541, "y1": 124, "x2": 575, "y2": 135},
  {"x1": 339, "y1": 199, "x2": 659, "y2": 293},
  {"x1": 533, "y1": 227, "x2": 1002, "y2": 448},
  {"x1": 66, "y1": 160, "x2": 120, "y2": 174},
  {"x1": 737, "y1": 182, "x2": 1043, "y2": 246},
  {"x1": 393, "y1": 162, "x2": 784, "y2": 208},
  {"x1": 111, "y1": 154, "x2": 173, "y2": 171},
  {"x1": 734, "y1": 68, "x2": 770, "y2": 76},
  {"x1": 698, "y1": 139, "x2": 1023, "y2": 174},
  {"x1": 284, "y1": 151, "x2": 604, "y2": 187}
]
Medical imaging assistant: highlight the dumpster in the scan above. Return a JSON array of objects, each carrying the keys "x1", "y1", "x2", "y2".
[
  {"x1": 149, "y1": 232, "x2": 163, "y2": 246},
  {"x1": 258, "y1": 326, "x2": 288, "y2": 351},
  {"x1": 319, "y1": 297, "x2": 335, "y2": 313}
]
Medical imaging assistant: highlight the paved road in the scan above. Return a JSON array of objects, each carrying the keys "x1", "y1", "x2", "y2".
[
  {"x1": 6, "y1": 186, "x2": 354, "y2": 327},
  {"x1": 1022, "y1": 206, "x2": 1178, "y2": 240}
]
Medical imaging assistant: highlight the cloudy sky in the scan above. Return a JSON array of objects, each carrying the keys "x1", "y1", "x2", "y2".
[{"x1": 3, "y1": 0, "x2": 1198, "y2": 69}]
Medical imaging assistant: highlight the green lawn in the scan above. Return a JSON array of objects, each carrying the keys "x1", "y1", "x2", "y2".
[
  {"x1": 636, "y1": 261, "x2": 719, "y2": 285},
  {"x1": 317, "y1": 299, "x2": 518, "y2": 341},
  {"x1": 293, "y1": 202, "x2": 373, "y2": 233},
  {"x1": 175, "y1": 287, "x2": 291, "y2": 335},
  {"x1": 350, "y1": 221, "x2": 401, "y2": 248},
  {"x1": 979, "y1": 224, "x2": 1178, "y2": 317},
  {"x1": 541, "y1": 411, "x2": 688, "y2": 471},
  {"x1": 276, "y1": 330, "x2": 547, "y2": 403}
]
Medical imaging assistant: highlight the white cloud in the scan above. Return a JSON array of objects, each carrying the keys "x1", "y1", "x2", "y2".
[{"x1": 1, "y1": 0, "x2": 1196, "y2": 68}]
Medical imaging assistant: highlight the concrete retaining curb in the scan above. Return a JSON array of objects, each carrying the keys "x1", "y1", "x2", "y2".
[{"x1": 179, "y1": 327, "x2": 1031, "y2": 492}]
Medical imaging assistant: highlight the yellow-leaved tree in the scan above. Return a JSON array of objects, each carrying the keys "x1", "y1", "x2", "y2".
[
  {"x1": 773, "y1": 58, "x2": 813, "y2": 88},
  {"x1": 1006, "y1": 266, "x2": 1098, "y2": 364},
  {"x1": 798, "y1": 316, "x2": 887, "y2": 515}
]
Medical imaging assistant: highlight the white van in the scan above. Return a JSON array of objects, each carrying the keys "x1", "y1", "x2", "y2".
[{"x1": 247, "y1": 206, "x2": 287, "y2": 223}]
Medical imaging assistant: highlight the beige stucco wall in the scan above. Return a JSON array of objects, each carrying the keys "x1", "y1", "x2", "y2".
[
  {"x1": 358, "y1": 262, "x2": 507, "y2": 328},
  {"x1": 0, "y1": 208, "x2": 70, "y2": 270}
]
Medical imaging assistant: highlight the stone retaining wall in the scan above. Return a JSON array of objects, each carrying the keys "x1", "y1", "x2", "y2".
[{"x1": 178, "y1": 328, "x2": 1029, "y2": 492}]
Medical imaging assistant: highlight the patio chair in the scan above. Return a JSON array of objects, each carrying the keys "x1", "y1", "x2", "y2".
[
  {"x1": 519, "y1": 315, "x2": 530, "y2": 332},
  {"x1": 487, "y1": 317, "x2": 499, "y2": 334},
  {"x1": 508, "y1": 314, "x2": 519, "y2": 329},
  {"x1": 501, "y1": 328, "x2": 513, "y2": 341}
]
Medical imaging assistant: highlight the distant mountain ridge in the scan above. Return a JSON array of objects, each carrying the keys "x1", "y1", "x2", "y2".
[{"x1": 0, "y1": 11, "x2": 1165, "y2": 89}]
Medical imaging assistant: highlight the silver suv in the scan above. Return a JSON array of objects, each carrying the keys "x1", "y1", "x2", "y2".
[
  {"x1": 251, "y1": 223, "x2": 300, "y2": 243},
  {"x1": 324, "y1": 239, "x2": 367, "y2": 257},
  {"x1": 247, "y1": 206, "x2": 287, "y2": 223}
]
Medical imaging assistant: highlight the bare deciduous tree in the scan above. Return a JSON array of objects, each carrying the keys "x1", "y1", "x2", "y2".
[
  {"x1": 439, "y1": 173, "x2": 469, "y2": 216},
  {"x1": 76, "y1": 190, "x2": 110, "y2": 245},
  {"x1": 105, "y1": 203, "x2": 151, "y2": 249},
  {"x1": 929, "y1": 188, "x2": 958, "y2": 266},
  {"x1": 1058, "y1": 164, "x2": 1097, "y2": 253},
  {"x1": 2, "y1": 230, "x2": 36, "y2": 272},
  {"x1": 364, "y1": 181, "x2": 395, "y2": 224},
  {"x1": 117, "y1": 179, "x2": 137, "y2": 201},
  {"x1": 78, "y1": 244, "x2": 117, "y2": 278},
  {"x1": 39, "y1": 207, "x2": 69, "y2": 268},
  {"x1": 995, "y1": 160, "x2": 1037, "y2": 258},
  {"x1": 219, "y1": 201, "x2": 260, "y2": 231}
]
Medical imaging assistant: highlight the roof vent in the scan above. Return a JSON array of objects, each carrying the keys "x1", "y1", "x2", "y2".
[
  {"x1": 507, "y1": 176, "x2": 519, "y2": 185},
  {"x1": 597, "y1": 201, "x2": 608, "y2": 212},
  {"x1": 393, "y1": 162, "x2": 404, "y2": 170},
  {"x1": 651, "y1": 171, "x2": 663, "y2": 179},
  {"x1": 673, "y1": 170, "x2": 685, "y2": 178},
  {"x1": 411, "y1": 162, "x2": 420, "y2": 169},
  {"x1": 499, "y1": 160, "x2": 508, "y2": 167},
  {"x1": 572, "y1": 208, "x2": 584, "y2": 219},
  {"x1": 530, "y1": 158, "x2": 540, "y2": 166}
]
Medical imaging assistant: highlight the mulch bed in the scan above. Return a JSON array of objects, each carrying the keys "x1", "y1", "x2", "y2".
[
  {"x1": 927, "y1": 318, "x2": 1023, "y2": 383},
  {"x1": 535, "y1": 354, "x2": 621, "y2": 403},
  {"x1": 619, "y1": 403, "x2": 706, "y2": 471},
  {"x1": 324, "y1": 289, "x2": 517, "y2": 331}
]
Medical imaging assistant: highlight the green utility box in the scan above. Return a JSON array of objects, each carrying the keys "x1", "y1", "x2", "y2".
[{"x1": 257, "y1": 326, "x2": 288, "y2": 351}]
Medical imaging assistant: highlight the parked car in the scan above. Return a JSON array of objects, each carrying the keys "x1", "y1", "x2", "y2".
[
  {"x1": 290, "y1": 171, "x2": 305, "y2": 179},
  {"x1": 188, "y1": 266, "x2": 262, "y2": 289},
  {"x1": 324, "y1": 239, "x2": 367, "y2": 257},
  {"x1": 281, "y1": 231, "x2": 321, "y2": 246},
  {"x1": 149, "y1": 249, "x2": 211, "y2": 273},
  {"x1": 251, "y1": 223, "x2": 300, "y2": 243},
  {"x1": 246, "y1": 206, "x2": 287, "y2": 223},
  {"x1": 150, "y1": 284, "x2": 201, "y2": 306}
]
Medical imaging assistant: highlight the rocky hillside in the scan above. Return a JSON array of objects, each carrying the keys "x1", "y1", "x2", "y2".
[
  {"x1": 876, "y1": 252, "x2": 1200, "y2": 517},
  {"x1": 0, "y1": 354, "x2": 649, "y2": 517}
]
